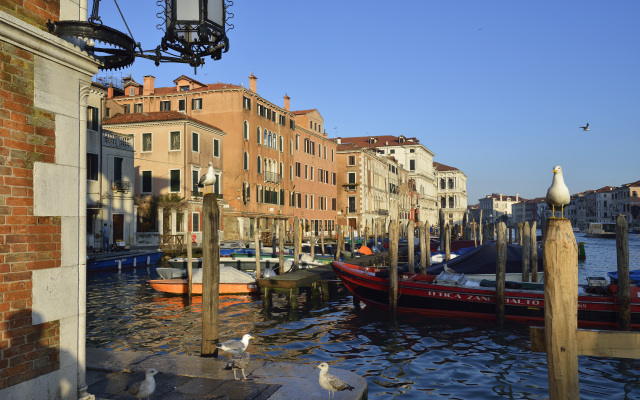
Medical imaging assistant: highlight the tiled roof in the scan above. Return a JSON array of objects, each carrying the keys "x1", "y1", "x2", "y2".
[
  {"x1": 433, "y1": 161, "x2": 459, "y2": 171},
  {"x1": 291, "y1": 109, "x2": 318, "y2": 115},
  {"x1": 103, "y1": 111, "x2": 224, "y2": 132},
  {"x1": 173, "y1": 75, "x2": 206, "y2": 87},
  {"x1": 335, "y1": 135, "x2": 420, "y2": 148}
]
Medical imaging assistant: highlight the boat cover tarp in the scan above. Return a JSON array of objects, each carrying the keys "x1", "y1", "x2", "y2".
[
  {"x1": 425, "y1": 242, "x2": 544, "y2": 275},
  {"x1": 192, "y1": 266, "x2": 256, "y2": 284}
]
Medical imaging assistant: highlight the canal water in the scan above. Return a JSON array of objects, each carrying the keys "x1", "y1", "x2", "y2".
[{"x1": 87, "y1": 233, "x2": 640, "y2": 399}]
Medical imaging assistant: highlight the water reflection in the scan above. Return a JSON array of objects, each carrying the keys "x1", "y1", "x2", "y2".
[{"x1": 87, "y1": 234, "x2": 640, "y2": 399}]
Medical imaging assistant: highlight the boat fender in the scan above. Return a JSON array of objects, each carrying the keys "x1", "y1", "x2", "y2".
[
  {"x1": 117, "y1": 260, "x2": 122, "y2": 270},
  {"x1": 133, "y1": 258, "x2": 137, "y2": 267},
  {"x1": 147, "y1": 256, "x2": 150, "y2": 265}
]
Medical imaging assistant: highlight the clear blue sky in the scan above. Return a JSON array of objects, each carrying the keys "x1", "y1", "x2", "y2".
[{"x1": 96, "y1": 1, "x2": 640, "y2": 204}]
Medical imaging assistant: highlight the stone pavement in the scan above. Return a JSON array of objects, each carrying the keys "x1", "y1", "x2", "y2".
[{"x1": 86, "y1": 348, "x2": 367, "y2": 400}]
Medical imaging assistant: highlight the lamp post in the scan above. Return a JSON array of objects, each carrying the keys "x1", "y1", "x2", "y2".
[{"x1": 47, "y1": 0, "x2": 232, "y2": 70}]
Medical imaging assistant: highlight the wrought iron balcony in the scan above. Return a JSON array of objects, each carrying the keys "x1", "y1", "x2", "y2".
[{"x1": 112, "y1": 180, "x2": 131, "y2": 193}]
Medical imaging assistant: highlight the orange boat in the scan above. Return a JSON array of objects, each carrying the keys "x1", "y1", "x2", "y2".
[{"x1": 148, "y1": 279, "x2": 259, "y2": 295}]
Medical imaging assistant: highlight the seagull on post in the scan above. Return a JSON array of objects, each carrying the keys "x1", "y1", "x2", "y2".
[
  {"x1": 579, "y1": 123, "x2": 590, "y2": 131},
  {"x1": 545, "y1": 165, "x2": 571, "y2": 219},
  {"x1": 198, "y1": 162, "x2": 216, "y2": 193}
]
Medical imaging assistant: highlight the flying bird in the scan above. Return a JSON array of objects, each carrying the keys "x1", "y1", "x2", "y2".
[
  {"x1": 224, "y1": 351, "x2": 250, "y2": 380},
  {"x1": 197, "y1": 162, "x2": 216, "y2": 188},
  {"x1": 545, "y1": 165, "x2": 571, "y2": 219},
  {"x1": 579, "y1": 123, "x2": 590, "y2": 131},
  {"x1": 217, "y1": 333, "x2": 254, "y2": 354},
  {"x1": 127, "y1": 368, "x2": 158, "y2": 400},
  {"x1": 317, "y1": 362, "x2": 354, "y2": 399}
]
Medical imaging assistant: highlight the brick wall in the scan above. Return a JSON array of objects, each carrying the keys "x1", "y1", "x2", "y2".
[
  {"x1": 0, "y1": 0, "x2": 60, "y2": 30},
  {"x1": 0, "y1": 34, "x2": 61, "y2": 390}
]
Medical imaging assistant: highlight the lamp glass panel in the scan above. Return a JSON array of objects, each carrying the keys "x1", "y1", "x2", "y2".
[
  {"x1": 175, "y1": 0, "x2": 200, "y2": 21},
  {"x1": 207, "y1": 0, "x2": 224, "y2": 27}
]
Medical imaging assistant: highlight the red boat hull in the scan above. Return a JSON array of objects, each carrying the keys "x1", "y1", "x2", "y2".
[
  {"x1": 331, "y1": 261, "x2": 640, "y2": 329},
  {"x1": 148, "y1": 279, "x2": 258, "y2": 295}
]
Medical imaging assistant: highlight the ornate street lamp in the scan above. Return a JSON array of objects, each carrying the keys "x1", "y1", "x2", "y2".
[{"x1": 47, "y1": 0, "x2": 232, "y2": 70}]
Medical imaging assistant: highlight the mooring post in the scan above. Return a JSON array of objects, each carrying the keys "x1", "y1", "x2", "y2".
[
  {"x1": 310, "y1": 229, "x2": 315, "y2": 259},
  {"x1": 407, "y1": 220, "x2": 415, "y2": 273},
  {"x1": 320, "y1": 226, "x2": 325, "y2": 255},
  {"x1": 522, "y1": 221, "x2": 531, "y2": 282},
  {"x1": 518, "y1": 222, "x2": 523, "y2": 246},
  {"x1": 389, "y1": 220, "x2": 399, "y2": 317},
  {"x1": 543, "y1": 219, "x2": 579, "y2": 399},
  {"x1": 478, "y1": 210, "x2": 483, "y2": 246},
  {"x1": 279, "y1": 220, "x2": 285, "y2": 274},
  {"x1": 187, "y1": 231, "x2": 193, "y2": 299},
  {"x1": 496, "y1": 221, "x2": 507, "y2": 328},
  {"x1": 438, "y1": 209, "x2": 445, "y2": 249},
  {"x1": 616, "y1": 214, "x2": 631, "y2": 330},
  {"x1": 509, "y1": 225, "x2": 513, "y2": 244},
  {"x1": 335, "y1": 224, "x2": 342, "y2": 261},
  {"x1": 419, "y1": 221, "x2": 427, "y2": 274},
  {"x1": 293, "y1": 216, "x2": 300, "y2": 271},
  {"x1": 531, "y1": 221, "x2": 538, "y2": 282},
  {"x1": 445, "y1": 224, "x2": 451, "y2": 261},
  {"x1": 255, "y1": 218, "x2": 262, "y2": 278},
  {"x1": 350, "y1": 227, "x2": 355, "y2": 255},
  {"x1": 201, "y1": 194, "x2": 220, "y2": 357},
  {"x1": 425, "y1": 220, "x2": 431, "y2": 268},
  {"x1": 272, "y1": 218, "x2": 277, "y2": 258}
]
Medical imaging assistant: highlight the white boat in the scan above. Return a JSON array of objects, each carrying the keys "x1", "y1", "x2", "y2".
[{"x1": 584, "y1": 222, "x2": 616, "y2": 239}]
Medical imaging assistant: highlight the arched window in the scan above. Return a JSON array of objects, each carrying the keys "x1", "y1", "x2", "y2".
[
  {"x1": 243, "y1": 120, "x2": 249, "y2": 140},
  {"x1": 280, "y1": 162, "x2": 283, "y2": 178},
  {"x1": 257, "y1": 126, "x2": 261, "y2": 144},
  {"x1": 257, "y1": 156, "x2": 262, "y2": 173},
  {"x1": 256, "y1": 185, "x2": 261, "y2": 203},
  {"x1": 243, "y1": 151, "x2": 249, "y2": 170},
  {"x1": 279, "y1": 136, "x2": 283, "y2": 152},
  {"x1": 243, "y1": 182, "x2": 250, "y2": 203},
  {"x1": 268, "y1": 132, "x2": 272, "y2": 148},
  {"x1": 263, "y1": 129, "x2": 267, "y2": 144}
]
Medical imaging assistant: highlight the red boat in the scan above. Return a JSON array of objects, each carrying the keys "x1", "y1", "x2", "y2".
[{"x1": 331, "y1": 261, "x2": 640, "y2": 329}]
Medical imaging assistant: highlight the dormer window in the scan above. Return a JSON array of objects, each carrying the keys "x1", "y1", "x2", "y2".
[
  {"x1": 128, "y1": 87, "x2": 135, "y2": 96},
  {"x1": 369, "y1": 137, "x2": 377, "y2": 144},
  {"x1": 180, "y1": 85, "x2": 189, "y2": 91},
  {"x1": 399, "y1": 135, "x2": 406, "y2": 143}
]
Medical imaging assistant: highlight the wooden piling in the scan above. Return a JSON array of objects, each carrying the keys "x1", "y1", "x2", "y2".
[
  {"x1": 518, "y1": 222, "x2": 523, "y2": 246},
  {"x1": 438, "y1": 209, "x2": 445, "y2": 248},
  {"x1": 509, "y1": 225, "x2": 513, "y2": 244},
  {"x1": 335, "y1": 224, "x2": 342, "y2": 261},
  {"x1": 279, "y1": 220, "x2": 285, "y2": 274},
  {"x1": 543, "y1": 219, "x2": 579, "y2": 399},
  {"x1": 616, "y1": 215, "x2": 631, "y2": 330},
  {"x1": 531, "y1": 221, "x2": 538, "y2": 283},
  {"x1": 389, "y1": 220, "x2": 399, "y2": 317},
  {"x1": 496, "y1": 222, "x2": 507, "y2": 328},
  {"x1": 186, "y1": 231, "x2": 193, "y2": 299},
  {"x1": 445, "y1": 224, "x2": 451, "y2": 261},
  {"x1": 419, "y1": 221, "x2": 427, "y2": 274},
  {"x1": 522, "y1": 221, "x2": 531, "y2": 282},
  {"x1": 425, "y1": 220, "x2": 431, "y2": 268},
  {"x1": 320, "y1": 227, "x2": 325, "y2": 256},
  {"x1": 350, "y1": 227, "x2": 355, "y2": 256},
  {"x1": 407, "y1": 220, "x2": 415, "y2": 273},
  {"x1": 293, "y1": 217, "x2": 300, "y2": 271},
  {"x1": 478, "y1": 210, "x2": 483, "y2": 245},
  {"x1": 254, "y1": 218, "x2": 262, "y2": 277},
  {"x1": 201, "y1": 194, "x2": 220, "y2": 357},
  {"x1": 310, "y1": 230, "x2": 315, "y2": 259}
]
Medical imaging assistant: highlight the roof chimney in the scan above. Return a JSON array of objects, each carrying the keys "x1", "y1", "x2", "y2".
[
  {"x1": 516, "y1": 194, "x2": 519, "y2": 201},
  {"x1": 107, "y1": 84, "x2": 114, "y2": 99},
  {"x1": 143, "y1": 75, "x2": 155, "y2": 95},
  {"x1": 336, "y1": 137, "x2": 341, "y2": 144},
  {"x1": 249, "y1": 73, "x2": 257, "y2": 93},
  {"x1": 283, "y1": 94, "x2": 290, "y2": 111},
  {"x1": 499, "y1": 194, "x2": 503, "y2": 201}
]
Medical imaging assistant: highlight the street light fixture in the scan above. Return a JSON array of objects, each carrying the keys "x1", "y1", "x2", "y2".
[{"x1": 47, "y1": 0, "x2": 232, "y2": 70}]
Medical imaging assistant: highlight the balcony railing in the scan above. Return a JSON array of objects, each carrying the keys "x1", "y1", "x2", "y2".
[
  {"x1": 264, "y1": 171, "x2": 281, "y2": 184},
  {"x1": 102, "y1": 131, "x2": 134, "y2": 151},
  {"x1": 112, "y1": 180, "x2": 131, "y2": 193},
  {"x1": 376, "y1": 209, "x2": 389, "y2": 216},
  {"x1": 343, "y1": 183, "x2": 358, "y2": 192}
]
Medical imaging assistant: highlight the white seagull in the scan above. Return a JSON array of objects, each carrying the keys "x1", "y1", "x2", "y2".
[
  {"x1": 224, "y1": 351, "x2": 250, "y2": 380},
  {"x1": 127, "y1": 368, "x2": 158, "y2": 400},
  {"x1": 317, "y1": 362, "x2": 354, "y2": 399},
  {"x1": 218, "y1": 333, "x2": 254, "y2": 354},
  {"x1": 579, "y1": 123, "x2": 590, "y2": 131},
  {"x1": 545, "y1": 165, "x2": 571, "y2": 219},
  {"x1": 197, "y1": 162, "x2": 216, "y2": 188}
]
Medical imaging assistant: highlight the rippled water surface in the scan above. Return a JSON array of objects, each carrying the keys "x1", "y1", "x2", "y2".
[{"x1": 87, "y1": 233, "x2": 640, "y2": 399}]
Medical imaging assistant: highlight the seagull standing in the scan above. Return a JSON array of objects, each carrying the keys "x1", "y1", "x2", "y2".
[
  {"x1": 579, "y1": 123, "x2": 590, "y2": 131},
  {"x1": 317, "y1": 362, "x2": 354, "y2": 399},
  {"x1": 224, "y1": 351, "x2": 250, "y2": 380},
  {"x1": 127, "y1": 368, "x2": 158, "y2": 400},
  {"x1": 198, "y1": 162, "x2": 216, "y2": 193},
  {"x1": 545, "y1": 165, "x2": 571, "y2": 219},
  {"x1": 218, "y1": 333, "x2": 254, "y2": 354}
]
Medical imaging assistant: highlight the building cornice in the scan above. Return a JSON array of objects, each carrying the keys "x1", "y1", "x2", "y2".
[
  {"x1": 0, "y1": 11, "x2": 100, "y2": 76},
  {"x1": 104, "y1": 120, "x2": 226, "y2": 136}
]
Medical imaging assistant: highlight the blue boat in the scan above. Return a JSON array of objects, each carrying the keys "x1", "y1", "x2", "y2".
[
  {"x1": 607, "y1": 269, "x2": 640, "y2": 283},
  {"x1": 87, "y1": 250, "x2": 164, "y2": 272}
]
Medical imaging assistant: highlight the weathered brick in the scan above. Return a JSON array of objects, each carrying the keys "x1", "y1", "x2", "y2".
[
  {"x1": 3, "y1": 272, "x2": 31, "y2": 282},
  {"x1": 5, "y1": 252, "x2": 35, "y2": 263}
]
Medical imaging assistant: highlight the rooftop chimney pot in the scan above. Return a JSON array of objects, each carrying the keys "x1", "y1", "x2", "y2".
[{"x1": 249, "y1": 73, "x2": 257, "y2": 93}]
